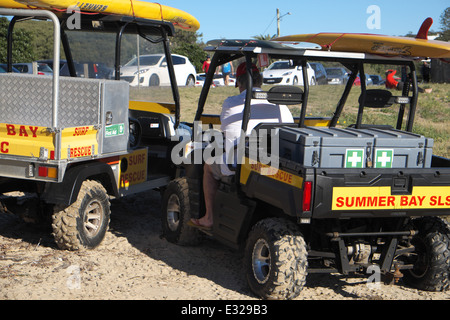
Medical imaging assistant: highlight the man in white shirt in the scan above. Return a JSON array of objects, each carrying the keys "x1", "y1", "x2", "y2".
[{"x1": 188, "y1": 62, "x2": 294, "y2": 231}]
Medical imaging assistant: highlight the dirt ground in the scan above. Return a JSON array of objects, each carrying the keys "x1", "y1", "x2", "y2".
[{"x1": 0, "y1": 190, "x2": 449, "y2": 301}]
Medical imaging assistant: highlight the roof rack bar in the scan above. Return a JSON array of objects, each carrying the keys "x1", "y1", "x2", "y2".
[
  {"x1": 298, "y1": 59, "x2": 309, "y2": 128},
  {"x1": 355, "y1": 63, "x2": 367, "y2": 129},
  {"x1": 329, "y1": 64, "x2": 359, "y2": 127},
  {"x1": 2, "y1": 8, "x2": 61, "y2": 129},
  {"x1": 406, "y1": 62, "x2": 419, "y2": 132}
]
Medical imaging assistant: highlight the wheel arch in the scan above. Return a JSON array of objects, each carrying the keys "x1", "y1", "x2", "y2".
[{"x1": 41, "y1": 162, "x2": 119, "y2": 206}]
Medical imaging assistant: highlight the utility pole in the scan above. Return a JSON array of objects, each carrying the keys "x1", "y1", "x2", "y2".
[
  {"x1": 277, "y1": 8, "x2": 291, "y2": 37},
  {"x1": 277, "y1": 8, "x2": 280, "y2": 37}
]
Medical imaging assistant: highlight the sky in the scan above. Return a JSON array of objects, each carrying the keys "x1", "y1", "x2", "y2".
[{"x1": 145, "y1": 0, "x2": 449, "y2": 42}]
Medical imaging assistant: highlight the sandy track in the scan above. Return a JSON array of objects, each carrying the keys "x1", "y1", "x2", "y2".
[{"x1": 0, "y1": 190, "x2": 449, "y2": 300}]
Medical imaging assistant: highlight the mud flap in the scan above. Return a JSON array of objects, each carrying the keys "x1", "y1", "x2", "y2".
[{"x1": 213, "y1": 189, "x2": 255, "y2": 248}]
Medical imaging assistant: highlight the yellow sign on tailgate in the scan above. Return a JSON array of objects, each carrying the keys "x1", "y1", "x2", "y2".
[
  {"x1": 332, "y1": 186, "x2": 450, "y2": 210},
  {"x1": 60, "y1": 126, "x2": 98, "y2": 160},
  {"x1": 0, "y1": 124, "x2": 99, "y2": 160},
  {"x1": 0, "y1": 123, "x2": 54, "y2": 158}
]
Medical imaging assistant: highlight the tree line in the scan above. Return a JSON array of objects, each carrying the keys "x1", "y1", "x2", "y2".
[
  {"x1": 0, "y1": 17, "x2": 207, "y2": 72},
  {"x1": 1, "y1": 7, "x2": 448, "y2": 72}
]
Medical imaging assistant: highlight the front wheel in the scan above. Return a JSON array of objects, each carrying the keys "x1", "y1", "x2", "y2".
[
  {"x1": 52, "y1": 180, "x2": 110, "y2": 251},
  {"x1": 149, "y1": 74, "x2": 160, "y2": 86},
  {"x1": 244, "y1": 218, "x2": 308, "y2": 300}
]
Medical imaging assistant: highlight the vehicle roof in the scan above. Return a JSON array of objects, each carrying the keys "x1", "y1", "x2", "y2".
[
  {"x1": 68, "y1": 13, "x2": 176, "y2": 37},
  {"x1": 136, "y1": 53, "x2": 185, "y2": 57},
  {"x1": 204, "y1": 39, "x2": 418, "y2": 64}
]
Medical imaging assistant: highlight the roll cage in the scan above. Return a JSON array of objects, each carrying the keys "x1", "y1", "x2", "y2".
[
  {"x1": 2, "y1": 8, "x2": 182, "y2": 128},
  {"x1": 198, "y1": 39, "x2": 420, "y2": 133}
]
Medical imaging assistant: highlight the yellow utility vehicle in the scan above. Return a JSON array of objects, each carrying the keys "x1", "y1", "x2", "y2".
[{"x1": 0, "y1": 6, "x2": 198, "y2": 250}]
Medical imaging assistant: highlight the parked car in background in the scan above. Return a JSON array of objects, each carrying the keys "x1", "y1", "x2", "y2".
[
  {"x1": 353, "y1": 73, "x2": 374, "y2": 86},
  {"x1": 369, "y1": 74, "x2": 385, "y2": 85},
  {"x1": 0, "y1": 64, "x2": 20, "y2": 73},
  {"x1": 195, "y1": 73, "x2": 206, "y2": 87},
  {"x1": 325, "y1": 67, "x2": 349, "y2": 85},
  {"x1": 13, "y1": 62, "x2": 53, "y2": 75},
  {"x1": 120, "y1": 54, "x2": 196, "y2": 87},
  {"x1": 75, "y1": 62, "x2": 113, "y2": 79},
  {"x1": 37, "y1": 60, "x2": 113, "y2": 79},
  {"x1": 38, "y1": 59, "x2": 66, "y2": 74},
  {"x1": 309, "y1": 62, "x2": 327, "y2": 85},
  {"x1": 263, "y1": 60, "x2": 316, "y2": 86},
  {"x1": 213, "y1": 72, "x2": 236, "y2": 87},
  {"x1": 196, "y1": 72, "x2": 236, "y2": 87}
]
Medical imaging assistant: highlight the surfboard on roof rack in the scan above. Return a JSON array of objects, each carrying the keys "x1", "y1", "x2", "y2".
[
  {"x1": 275, "y1": 18, "x2": 450, "y2": 59},
  {"x1": 0, "y1": 0, "x2": 200, "y2": 31},
  {"x1": 207, "y1": 39, "x2": 322, "y2": 51}
]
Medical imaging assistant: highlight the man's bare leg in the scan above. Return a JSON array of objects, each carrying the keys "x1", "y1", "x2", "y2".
[{"x1": 193, "y1": 164, "x2": 217, "y2": 228}]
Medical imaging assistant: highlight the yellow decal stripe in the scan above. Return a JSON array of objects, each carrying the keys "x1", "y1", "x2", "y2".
[
  {"x1": 0, "y1": 123, "x2": 54, "y2": 157},
  {"x1": 129, "y1": 100, "x2": 175, "y2": 114},
  {"x1": 240, "y1": 158, "x2": 303, "y2": 188}
]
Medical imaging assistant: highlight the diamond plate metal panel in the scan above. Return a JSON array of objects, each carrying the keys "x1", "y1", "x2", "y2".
[
  {"x1": 0, "y1": 73, "x2": 130, "y2": 158},
  {"x1": 0, "y1": 74, "x2": 101, "y2": 127}
]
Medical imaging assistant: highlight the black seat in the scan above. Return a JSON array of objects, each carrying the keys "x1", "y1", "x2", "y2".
[
  {"x1": 253, "y1": 85, "x2": 303, "y2": 105},
  {"x1": 352, "y1": 89, "x2": 411, "y2": 129},
  {"x1": 359, "y1": 89, "x2": 394, "y2": 108}
]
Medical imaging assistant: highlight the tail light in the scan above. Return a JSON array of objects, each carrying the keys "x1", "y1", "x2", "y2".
[
  {"x1": 302, "y1": 181, "x2": 312, "y2": 212},
  {"x1": 38, "y1": 166, "x2": 58, "y2": 179}
]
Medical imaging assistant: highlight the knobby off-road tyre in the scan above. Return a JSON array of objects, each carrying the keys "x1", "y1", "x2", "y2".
[
  {"x1": 244, "y1": 218, "x2": 308, "y2": 300},
  {"x1": 403, "y1": 217, "x2": 450, "y2": 291},
  {"x1": 161, "y1": 178, "x2": 201, "y2": 246},
  {"x1": 52, "y1": 180, "x2": 111, "y2": 251}
]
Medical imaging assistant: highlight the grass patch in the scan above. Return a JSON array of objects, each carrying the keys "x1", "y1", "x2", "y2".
[{"x1": 137, "y1": 83, "x2": 450, "y2": 157}]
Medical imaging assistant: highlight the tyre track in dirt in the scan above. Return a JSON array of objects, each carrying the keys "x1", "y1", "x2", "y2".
[{"x1": 0, "y1": 190, "x2": 448, "y2": 300}]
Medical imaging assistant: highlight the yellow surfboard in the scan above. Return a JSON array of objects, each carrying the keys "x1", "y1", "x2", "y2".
[
  {"x1": 275, "y1": 33, "x2": 450, "y2": 58},
  {"x1": 0, "y1": 0, "x2": 200, "y2": 31},
  {"x1": 275, "y1": 18, "x2": 450, "y2": 59},
  {"x1": 0, "y1": 0, "x2": 28, "y2": 8}
]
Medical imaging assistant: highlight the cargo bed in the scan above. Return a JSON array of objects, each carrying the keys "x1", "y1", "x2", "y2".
[{"x1": 0, "y1": 74, "x2": 129, "y2": 182}]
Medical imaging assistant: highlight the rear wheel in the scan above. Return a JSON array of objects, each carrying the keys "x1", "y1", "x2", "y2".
[
  {"x1": 161, "y1": 178, "x2": 201, "y2": 246},
  {"x1": 186, "y1": 75, "x2": 195, "y2": 86},
  {"x1": 52, "y1": 180, "x2": 110, "y2": 251},
  {"x1": 244, "y1": 218, "x2": 308, "y2": 300},
  {"x1": 403, "y1": 217, "x2": 450, "y2": 291}
]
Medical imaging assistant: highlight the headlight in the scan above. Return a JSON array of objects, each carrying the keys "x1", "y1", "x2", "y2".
[
  {"x1": 282, "y1": 71, "x2": 292, "y2": 76},
  {"x1": 134, "y1": 68, "x2": 150, "y2": 75}
]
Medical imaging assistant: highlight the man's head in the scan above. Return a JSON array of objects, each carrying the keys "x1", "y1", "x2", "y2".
[{"x1": 235, "y1": 62, "x2": 263, "y2": 92}]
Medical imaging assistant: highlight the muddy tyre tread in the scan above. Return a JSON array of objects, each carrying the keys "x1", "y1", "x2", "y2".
[
  {"x1": 162, "y1": 178, "x2": 201, "y2": 246},
  {"x1": 244, "y1": 218, "x2": 308, "y2": 300},
  {"x1": 52, "y1": 180, "x2": 110, "y2": 251},
  {"x1": 404, "y1": 216, "x2": 450, "y2": 291}
]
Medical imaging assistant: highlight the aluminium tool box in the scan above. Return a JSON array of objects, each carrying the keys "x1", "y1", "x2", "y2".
[
  {"x1": 278, "y1": 126, "x2": 433, "y2": 169},
  {"x1": 0, "y1": 73, "x2": 129, "y2": 159}
]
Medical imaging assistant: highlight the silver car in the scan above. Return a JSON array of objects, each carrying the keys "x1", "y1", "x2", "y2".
[{"x1": 13, "y1": 62, "x2": 53, "y2": 76}]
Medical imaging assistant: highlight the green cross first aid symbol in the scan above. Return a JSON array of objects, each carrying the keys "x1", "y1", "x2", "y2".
[
  {"x1": 345, "y1": 149, "x2": 364, "y2": 168},
  {"x1": 375, "y1": 149, "x2": 394, "y2": 168}
]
